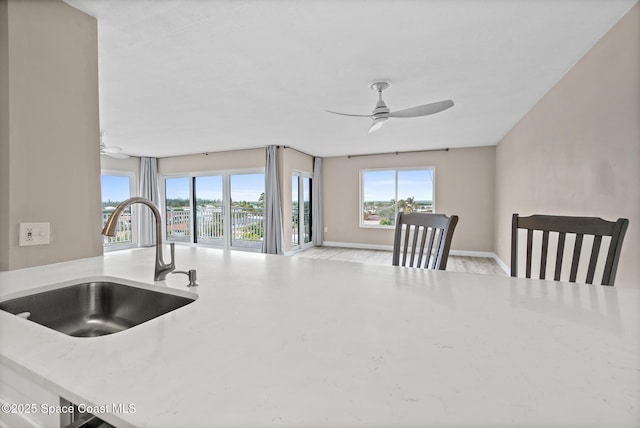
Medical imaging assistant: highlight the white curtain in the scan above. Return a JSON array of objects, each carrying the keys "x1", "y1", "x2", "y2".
[
  {"x1": 262, "y1": 146, "x2": 284, "y2": 254},
  {"x1": 312, "y1": 156, "x2": 323, "y2": 246},
  {"x1": 139, "y1": 157, "x2": 159, "y2": 246}
]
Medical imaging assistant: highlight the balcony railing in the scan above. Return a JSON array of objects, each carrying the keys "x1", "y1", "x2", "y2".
[
  {"x1": 103, "y1": 207, "x2": 264, "y2": 249},
  {"x1": 166, "y1": 207, "x2": 264, "y2": 248},
  {"x1": 102, "y1": 210, "x2": 132, "y2": 246}
]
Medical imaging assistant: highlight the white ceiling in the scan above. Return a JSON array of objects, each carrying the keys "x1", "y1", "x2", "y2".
[{"x1": 64, "y1": 0, "x2": 636, "y2": 158}]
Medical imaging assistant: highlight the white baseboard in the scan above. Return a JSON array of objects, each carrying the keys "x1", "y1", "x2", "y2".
[
  {"x1": 449, "y1": 249, "x2": 495, "y2": 258},
  {"x1": 321, "y1": 241, "x2": 511, "y2": 275},
  {"x1": 492, "y1": 255, "x2": 510, "y2": 275},
  {"x1": 322, "y1": 241, "x2": 393, "y2": 251}
]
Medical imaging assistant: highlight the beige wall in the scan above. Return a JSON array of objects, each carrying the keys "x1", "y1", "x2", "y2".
[
  {"x1": 0, "y1": 0, "x2": 9, "y2": 269},
  {"x1": 322, "y1": 147, "x2": 496, "y2": 252},
  {"x1": 158, "y1": 148, "x2": 264, "y2": 174},
  {"x1": 0, "y1": 0, "x2": 102, "y2": 270},
  {"x1": 101, "y1": 156, "x2": 141, "y2": 178},
  {"x1": 494, "y1": 3, "x2": 639, "y2": 287}
]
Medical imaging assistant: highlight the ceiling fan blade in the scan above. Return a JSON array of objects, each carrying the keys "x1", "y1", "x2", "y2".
[
  {"x1": 106, "y1": 152, "x2": 130, "y2": 159},
  {"x1": 101, "y1": 145, "x2": 123, "y2": 154},
  {"x1": 385, "y1": 100, "x2": 454, "y2": 118},
  {"x1": 326, "y1": 110, "x2": 374, "y2": 118}
]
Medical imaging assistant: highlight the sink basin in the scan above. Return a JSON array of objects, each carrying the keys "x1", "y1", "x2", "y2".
[{"x1": 0, "y1": 279, "x2": 196, "y2": 337}]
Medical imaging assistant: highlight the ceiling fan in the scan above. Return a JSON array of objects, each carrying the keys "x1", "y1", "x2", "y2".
[
  {"x1": 326, "y1": 82, "x2": 454, "y2": 134},
  {"x1": 99, "y1": 131, "x2": 130, "y2": 159}
]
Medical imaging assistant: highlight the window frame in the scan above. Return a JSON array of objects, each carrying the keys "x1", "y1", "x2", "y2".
[
  {"x1": 291, "y1": 169, "x2": 313, "y2": 251},
  {"x1": 101, "y1": 169, "x2": 137, "y2": 251},
  {"x1": 359, "y1": 166, "x2": 436, "y2": 229}
]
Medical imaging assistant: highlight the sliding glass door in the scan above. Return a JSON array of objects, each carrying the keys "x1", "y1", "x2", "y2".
[
  {"x1": 291, "y1": 172, "x2": 312, "y2": 250},
  {"x1": 165, "y1": 171, "x2": 264, "y2": 250},
  {"x1": 194, "y1": 175, "x2": 224, "y2": 246},
  {"x1": 230, "y1": 173, "x2": 264, "y2": 249}
]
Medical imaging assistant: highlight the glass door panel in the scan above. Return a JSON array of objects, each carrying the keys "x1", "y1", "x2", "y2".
[
  {"x1": 230, "y1": 173, "x2": 264, "y2": 249},
  {"x1": 292, "y1": 175, "x2": 299, "y2": 247},
  {"x1": 194, "y1": 176, "x2": 224, "y2": 245},
  {"x1": 302, "y1": 176, "x2": 312, "y2": 244},
  {"x1": 292, "y1": 173, "x2": 312, "y2": 249},
  {"x1": 165, "y1": 177, "x2": 191, "y2": 242}
]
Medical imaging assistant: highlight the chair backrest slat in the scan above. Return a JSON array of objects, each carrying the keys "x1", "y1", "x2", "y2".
[
  {"x1": 392, "y1": 212, "x2": 458, "y2": 270},
  {"x1": 554, "y1": 232, "x2": 566, "y2": 281},
  {"x1": 525, "y1": 229, "x2": 534, "y2": 278},
  {"x1": 585, "y1": 235, "x2": 603, "y2": 284},
  {"x1": 424, "y1": 227, "x2": 437, "y2": 269},
  {"x1": 539, "y1": 230, "x2": 549, "y2": 280},
  {"x1": 511, "y1": 213, "x2": 629, "y2": 286},
  {"x1": 569, "y1": 233, "x2": 584, "y2": 283},
  {"x1": 417, "y1": 227, "x2": 428, "y2": 268},
  {"x1": 402, "y1": 224, "x2": 411, "y2": 266},
  {"x1": 409, "y1": 225, "x2": 421, "y2": 267},
  {"x1": 432, "y1": 229, "x2": 445, "y2": 269}
]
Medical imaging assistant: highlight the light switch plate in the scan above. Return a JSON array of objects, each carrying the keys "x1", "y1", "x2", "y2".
[{"x1": 19, "y1": 222, "x2": 50, "y2": 246}]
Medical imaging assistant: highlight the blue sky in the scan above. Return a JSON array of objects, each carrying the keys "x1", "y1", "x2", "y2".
[
  {"x1": 292, "y1": 176, "x2": 311, "y2": 203},
  {"x1": 363, "y1": 169, "x2": 433, "y2": 202},
  {"x1": 101, "y1": 175, "x2": 131, "y2": 202},
  {"x1": 230, "y1": 174, "x2": 264, "y2": 202},
  {"x1": 163, "y1": 174, "x2": 264, "y2": 202},
  {"x1": 103, "y1": 170, "x2": 428, "y2": 204}
]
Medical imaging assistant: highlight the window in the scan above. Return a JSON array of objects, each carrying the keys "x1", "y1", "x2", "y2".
[
  {"x1": 164, "y1": 171, "x2": 265, "y2": 250},
  {"x1": 360, "y1": 167, "x2": 434, "y2": 228},
  {"x1": 101, "y1": 172, "x2": 136, "y2": 247},
  {"x1": 291, "y1": 172, "x2": 312, "y2": 249}
]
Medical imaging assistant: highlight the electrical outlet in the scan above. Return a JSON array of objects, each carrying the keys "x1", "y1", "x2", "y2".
[{"x1": 19, "y1": 222, "x2": 50, "y2": 246}]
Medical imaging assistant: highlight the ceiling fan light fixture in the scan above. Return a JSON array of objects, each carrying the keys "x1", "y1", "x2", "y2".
[{"x1": 368, "y1": 117, "x2": 388, "y2": 134}]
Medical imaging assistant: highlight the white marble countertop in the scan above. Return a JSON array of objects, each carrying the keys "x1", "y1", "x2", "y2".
[{"x1": 0, "y1": 246, "x2": 639, "y2": 427}]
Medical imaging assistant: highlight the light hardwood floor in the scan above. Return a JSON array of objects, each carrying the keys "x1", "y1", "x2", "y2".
[{"x1": 291, "y1": 246, "x2": 507, "y2": 276}]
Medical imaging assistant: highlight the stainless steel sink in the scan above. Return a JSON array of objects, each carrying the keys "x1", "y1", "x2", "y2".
[{"x1": 0, "y1": 279, "x2": 196, "y2": 337}]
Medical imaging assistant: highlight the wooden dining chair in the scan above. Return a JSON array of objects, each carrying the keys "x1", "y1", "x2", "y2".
[
  {"x1": 511, "y1": 214, "x2": 629, "y2": 286},
  {"x1": 392, "y1": 212, "x2": 459, "y2": 270}
]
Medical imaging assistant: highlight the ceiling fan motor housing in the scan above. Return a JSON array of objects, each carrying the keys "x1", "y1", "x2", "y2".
[{"x1": 372, "y1": 100, "x2": 390, "y2": 117}]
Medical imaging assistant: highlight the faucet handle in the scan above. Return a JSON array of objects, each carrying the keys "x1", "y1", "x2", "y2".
[{"x1": 171, "y1": 269, "x2": 199, "y2": 287}]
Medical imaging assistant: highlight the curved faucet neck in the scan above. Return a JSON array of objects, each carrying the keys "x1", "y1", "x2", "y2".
[{"x1": 101, "y1": 197, "x2": 175, "y2": 281}]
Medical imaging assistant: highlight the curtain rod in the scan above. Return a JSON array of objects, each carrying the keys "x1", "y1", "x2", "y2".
[
  {"x1": 280, "y1": 145, "x2": 316, "y2": 158},
  {"x1": 198, "y1": 145, "x2": 315, "y2": 157},
  {"x1": 346, "y1": 148, "x2": 449, "y2": 159}
]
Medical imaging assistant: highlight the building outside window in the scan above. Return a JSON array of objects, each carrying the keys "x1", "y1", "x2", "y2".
[{"x1": 360, "y1": 167, "x2": 435, "y2": 228}]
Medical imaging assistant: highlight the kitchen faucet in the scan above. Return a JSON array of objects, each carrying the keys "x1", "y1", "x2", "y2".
[{"x1": 101, "y1": 197, "x2": 175, "y2": 281}]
